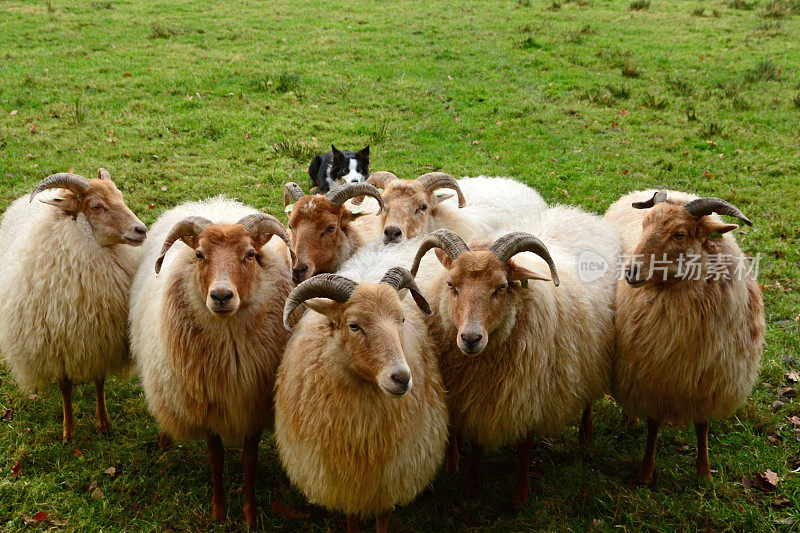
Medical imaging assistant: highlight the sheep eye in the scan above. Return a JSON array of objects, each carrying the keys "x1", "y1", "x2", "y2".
[
  {"x1": 419, "y1": 204, "x2": 428, "y2": 212},
  {"x1": 673, "y1": 233, "x2": 686, "y2": 240},
  {"x1": 348, "y1": 322, "x2": 361, "y2": 332},
  {"x1": 245, "y1": 249, "x2": 256, "y2": 260},
  {"x1": 195, "y1": 251, "x2": 204, "y2": 259},
  {"x1": 447, "y1": 281, "x2": 458, "y2": 295},
  {"x1": 91, "y1": 204, "x2": 102, "y2": 210},
  {"x1": 495, "y1": 283, "x2": 508, "y2": 295},
  {"x1": 324, "y1": 224, "x2": 336, "y2": 234}
]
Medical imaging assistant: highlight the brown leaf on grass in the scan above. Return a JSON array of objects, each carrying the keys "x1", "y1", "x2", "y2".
[
  {"x1": 123, "y1": 72, "x2": 132, "y2": 77},
  {"x1": 1, "y1": 409, "x2": 13, "y2": 422},
  {"x1": 90, "y1": 487, "x2": 104, "y2": 500},
  {"x1": 787, "y1": 371, "x2": 800, "y2": 383},
  {"x1": 790, "y1": 416, "x2": 800, "y2": 427},
  {"x1": 778, "y1": 387, "x2": 798, "y2": 399},
  {"x1": 10, "y1": 461, "x2": 22, "y2": 477},
  {"x1": 105, "y1": 466, "x2": 117, "y2": 477},
  {"x1": 72, "y1": 449, "x2": 83, "y2": 457},
  {"x1": 771, "y1": 497, "x2": 793, "y2": 509},
  {"x1": 270, "y1": 500, "x2": 308, "y2": 519},
  {"x1": 28, "y1": 394, "x2": 37, "y2": 401}
]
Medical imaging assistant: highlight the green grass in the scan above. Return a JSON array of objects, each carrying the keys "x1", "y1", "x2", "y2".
[{"x1": 1, "y1": 0, "x2": 799, "y2": 530}]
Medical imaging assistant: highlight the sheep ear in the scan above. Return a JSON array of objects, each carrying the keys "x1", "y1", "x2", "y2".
[
  {"x1": 303, "y1": 298, "x2": 340, "y2": 321},
  {"x1": 701, "y1": 219, "x2": 738, "y2": 238},
  {"x1": 434, "y1": 248, "x2": 453, "y2": 270},
  {"x1": 340, "y1": 209, "x2": 369, "y2": 225},
  {"x1": 508, "y1": 261, "x2": 552, "y2": 284},
  {"x1": 433, "y1": 192, "x2": 454, "y2": 204},
  {"x1": 40, "y1": 193, "x2": 80, "y2": 215}
]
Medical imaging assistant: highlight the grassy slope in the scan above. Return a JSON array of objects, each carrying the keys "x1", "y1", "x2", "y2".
[{"x1": 1, "y1": 0, "x2": 799, "y2": 530}]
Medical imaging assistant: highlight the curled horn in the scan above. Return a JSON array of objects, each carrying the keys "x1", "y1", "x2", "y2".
[
  {"x1": 155, "y1": 216, "x2": 212, "y2": 274},
  {"x1": 380, "y1": 266, "x2": 432, "y2": 316},
  {"x1": 283, "y1": 273, "x2": 357, "y2": 332},
  {"x1": 325, "y1": 182, "x2": 384, "y2": 215},
  {"x1": 367, "y1": 171, "x2": 399, "y2": 189},
  {"x1": 684, "y1": 197, "x2": 752, "y2": 226},
  {"x1": 97, "y1": 168, "x2": 111, "y2": 180},
  {"x1": 237, "y1": 213, "x2": 296, "y2": 262},
  {"x1": 417, "y1": 172, "x2": 466, "y2": 208},
  {"x1": 631, "y1": 190, "x2": 669, "y2": 209},
  {"x1": 489, "y1": 232, "x2": 560, "y2": 286},
  {"x1": 283, "y1": 182, "x2": 305, "y2": 206},
  {"x1": 410, "y1": 229, "x2": 470, "y2": 276},
  {"x1": 30, "y1": 173, "x2": 90, "y2": 202}
]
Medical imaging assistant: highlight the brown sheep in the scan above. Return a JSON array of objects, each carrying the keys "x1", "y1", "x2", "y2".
[{"x1": 605, "y1": 190, "x2": 765, "y2": 483}]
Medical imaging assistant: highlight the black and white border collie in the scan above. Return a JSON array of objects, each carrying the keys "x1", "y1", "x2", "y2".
[{"x1": 308, "y1": 144, "x2": 369, "y2": 193}]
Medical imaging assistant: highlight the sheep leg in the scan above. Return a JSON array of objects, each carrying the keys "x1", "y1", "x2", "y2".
[
  {"x1": 375, "y1": 511, "x2": 391, "y2": 533},
  {"x1": 206, "y1": 433, "x2": 227, "y2": 522},
  {"x1": 466, "y1": 443, "x2": 483, "y2": 499},
  {"x1": 94, "y1": 377, "x2": 111, "y2": 434},
  {"x1": 241, "y1": 431, "x2": 261, "y2": 527},
  {"x1": 446, "y1": 431, "x2": 461, "y2": 476},
  {"x1": 578, "y1": 405, "x2": 594, "y2": 446},
  {"x1": 158, "y1": 431, "x2": 174, "y2": 451},
  {"x1": 635, "y1": 417, "x2": 659, "y2": 485},
  {"x1": 346, "y1": 514, "x2": 359, "y2": 533},
  {"x1": 694, "y1": 421, "x2": 712, "y2": 480},
  {"x1": 512, "y1": 432, "x2": 535, "y2": 510},
  {"x1": 58, "y1": 378, "x2": 74, "y2": 443}
]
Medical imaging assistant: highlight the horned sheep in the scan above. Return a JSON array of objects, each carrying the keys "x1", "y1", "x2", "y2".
[
  {"x1": 276, "y1": 267, "x2": 448, "y2": 533},
  {"x1": 283, "y1": 181, "x2": 384, "y2": 283},
  {"x1": 129, "y1": 197, "x2": 294, "y2": 525},
  {"x1": 410, "y1": 213, "x2": 619, "y2": 508},
  {"x1": 605, "y1": 189, "x2": 764, "y2": 483},
  {"x1": 0, "y1": 170, "x2": 147, "y2": 442},
  {"x1": 367, "y1": 172, "x2": 548, "y2": 244}
]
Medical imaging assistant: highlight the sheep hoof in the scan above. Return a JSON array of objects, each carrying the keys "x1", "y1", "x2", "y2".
[
  {"x1": 211, "y1": 502, "x2": 227, "y2": 522},
  {"x1": 158, "y1": 432, "x2": 174, "y2": 451},
  {"x1": 512, "y1": 487, "x2": 530, "y2": 511},
  {"x1": 634, "y1": 469, "x2": 655, "y2": 486},
  {"x1": 242, "y1": 503, "x2": 257, "y2": 528},
  {"x1": 62, "y1": 429, "x2": 74, "y2": 443},
  {"x1": 97, "y1": 417, "x2": 111, "y2": 435}
]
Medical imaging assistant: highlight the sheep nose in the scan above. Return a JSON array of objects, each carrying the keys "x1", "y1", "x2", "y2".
[
  {"x1": 134, "y1": 225, "x2": 147, "y2": 236},
  {"x1": 625, "y1": 265, "x2": 639, "y2": 283},
  {"x1": 383, "y1": 226, "x2": 402, "y2": 243},
  {"x1": 391, "y1": 370, "x2": 410, "y2": 388},
  {"x1": 210, "y1": 288, "x2": 234, "y2": 303},
  {"x1": 292, "y1": 265, "x2": 308, "y2": 283},
  {"x1": 460, "y1": 332, "x2": 483, "y2": 350}
]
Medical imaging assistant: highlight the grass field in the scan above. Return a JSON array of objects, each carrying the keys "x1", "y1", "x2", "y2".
[{"x1": 1, "y1": 0, "x2": 800, "y2": 530}]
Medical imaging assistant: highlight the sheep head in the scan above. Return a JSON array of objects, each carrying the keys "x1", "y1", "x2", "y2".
[
  {"x1": 284, "y1": 181, "x2": 384, "y2": 283},
  {"x1": 625, "y1": 190, "x2": 752, "y2": 287},
  {"x1": 30, "y1": 169, "x2": 147, "y2": 247},
  {"x1": 368, "y1": 171, "x2": 466, "y2": 244},
  {"x1": 283, "y1": 267, "x2": 431, "y2": 397},
  {"x1": 411, "y1": 229, "x2": 558, "y2": 355},
  {"x1": 155, "y1": 213, "x2": 292, "y2": 317}
]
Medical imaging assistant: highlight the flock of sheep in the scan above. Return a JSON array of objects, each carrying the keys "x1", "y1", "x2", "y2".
[{"x1": 0, "y1": 169, "x2": 764, "y2": 532}]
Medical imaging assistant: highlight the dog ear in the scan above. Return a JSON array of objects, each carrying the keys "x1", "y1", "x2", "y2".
[
  {"x1": 331, "y1": 145, "x2": 343, "y2": 161},
  {"x1": 358, "y1": 145, "x2": 369, "y2": 159},
  {"x1": 308, "y1": 155, "x2": 322, "y2": 179}
]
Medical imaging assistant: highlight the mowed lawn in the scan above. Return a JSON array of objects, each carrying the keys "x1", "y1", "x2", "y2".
[{"x1": 1, "y1": 0, "x2": 800, "y2": 530}]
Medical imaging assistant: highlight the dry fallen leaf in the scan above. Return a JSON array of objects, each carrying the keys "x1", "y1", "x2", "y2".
[
  {"x1": 105, "y1": 466, "x2": 117, "y2": 477},
  {"x1": 0, "y1": 409, "x2": 13, "y2": 422},
  {"x1": 10, "y1": 461, "x2": 22, "y2": 477},
  {"x1": 90, "y1": 487, "x2": 104, "y2": 500},
  {"x1": 787, "y1": 371, "x2": 800, "y2": 383}
]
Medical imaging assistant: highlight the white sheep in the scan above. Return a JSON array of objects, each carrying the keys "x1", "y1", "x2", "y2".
[
  {"x1": 366, "y1": 172, "x2": 548, "y2": 244},
  {"x1": 276, "y1": 267, "x2": 448, "y2": 533},
  {"x1": 605, "y1": 190, "x2": 765, "y2": 483},
  {"x1": 409, "y1": 213, "x2": 619, "y2": 508},
  {"x1": 129, "y1": 196, "x2": 293, "y2": 525},
  {"x1": 0, "y1": 170, "x2": 146, "y2": 442}
]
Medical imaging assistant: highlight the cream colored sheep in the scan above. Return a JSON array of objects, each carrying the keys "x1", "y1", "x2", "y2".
[
  {"x1": 605, "y1": 189, "x2": 764, "y2": 483},
  {"x1": 129, "y1": 196, "x2": 293, "y2": 525},
  {"x1": 276, "y1": 267, "x2": 448, "y2": 533},
  {"x1": 0, "y1": 170, "x2": 146, "y2": 441}
]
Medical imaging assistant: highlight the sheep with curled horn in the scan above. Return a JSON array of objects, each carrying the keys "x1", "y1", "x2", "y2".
[
  {"x1": 129, "y1": 197, "x2": 295, "y2": 526},
  {"x1": 275, "y1": 266, "x2": 447, "y2": 533},
  {"x1": 0, "y1": 169, "x2": 146, "y2": 442},
  {"x1": 604, "y1": 190, "x2": 764, "y2": 484},
  {"x1": 282, "y1": 180, "x2": 385, "y2": 283},
  {"x1": 410, "y1": 217, "x2": 619, "y2": 509},
  {"x1": 362, "y1": 170, "x2": 549, "y2": 245}
]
